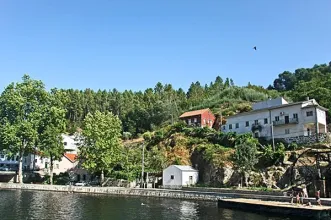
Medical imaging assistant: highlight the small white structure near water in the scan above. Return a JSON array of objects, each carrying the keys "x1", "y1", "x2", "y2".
[{"x1": 162, "y1": 165, "x2": 198, "y2": 188}]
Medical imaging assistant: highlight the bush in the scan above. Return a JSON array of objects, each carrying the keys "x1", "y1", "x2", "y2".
[
  {"x1": 122, "y1": 132, "x2": 132, "y2": 140},
  {"x1": 143, "y1": 132, "x2": 153, "y2": 141}
]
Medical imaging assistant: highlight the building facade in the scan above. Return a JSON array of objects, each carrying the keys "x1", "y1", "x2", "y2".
[
  {"x1": 222, "y1": 97, "x2": 328, "y2": 144},
  {"x1": 179, "y1": 108, "x2": 216, "y2": 128},
  {"x1": 162, "y1": 165, "x2": 199, "y2": 188}
]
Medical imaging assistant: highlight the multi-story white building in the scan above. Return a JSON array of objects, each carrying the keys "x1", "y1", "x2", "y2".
[{"x1": 222, "y1": 97, "x2": 328, "y2": 144}]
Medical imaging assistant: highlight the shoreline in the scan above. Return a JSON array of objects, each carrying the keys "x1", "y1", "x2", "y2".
[{"x1": 1, "y1": 183, "x2": 331, "y2": 206}]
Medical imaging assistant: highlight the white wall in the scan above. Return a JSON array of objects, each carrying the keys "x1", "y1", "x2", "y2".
[
  {"x1": 252, "y1": 97, "x2": 288, "y2": 110},
  {"x1": 181, "y1": 171, "x2": 198, "y2": 186},
  {"x1": 53, "y1": 157, "x2": 78, "y2": 175},
  {"x1": 223, "y1": 102, "x2": 327, "y2": 140},
  {"x1": 163, "y1": 166, "x2": 182, "y2": 187},
  {"x1": 317, "y1": 108, "x2": 327, "y2": 125},
  {"x1": 62, "y1": 134, "x2": 78, "y2": 153},
  {"x1": 223, "y1": 110, "x2": 271, "y2": 137}
]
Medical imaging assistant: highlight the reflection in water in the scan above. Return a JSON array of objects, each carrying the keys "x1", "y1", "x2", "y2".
[
  {"x1": 0, "y1": 190, "x2": 329, "y2": 220},
  {"x1": 179, "y1": 200, "x2": 198, "y2": 220}
]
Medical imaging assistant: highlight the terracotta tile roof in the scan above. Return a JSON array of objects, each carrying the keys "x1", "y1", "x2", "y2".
[
  {"x1": 64, "y1": 153, "x2": 77, "y2": 163},
  {"x1": 179, "y1": 108, "x2": 210, "y2": 118}
]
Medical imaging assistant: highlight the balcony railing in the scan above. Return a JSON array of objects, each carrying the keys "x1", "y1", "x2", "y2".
[{"x1": 273, "y1": 118, "x2": 299, "y2": 126}]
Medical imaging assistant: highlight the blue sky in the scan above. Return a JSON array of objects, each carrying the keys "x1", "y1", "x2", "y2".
[{"x1": 0, "y1": 0, "x2": 330, "y2": 92}]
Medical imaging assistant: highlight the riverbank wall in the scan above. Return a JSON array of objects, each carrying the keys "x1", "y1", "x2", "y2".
[{"x1": 1, "y1": 183, "x2": 331, "y2": 205}]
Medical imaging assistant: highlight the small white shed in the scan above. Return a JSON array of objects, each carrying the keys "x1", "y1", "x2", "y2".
[{"x1": 162, "y1": 165, "x2": 198, "y2": 188}]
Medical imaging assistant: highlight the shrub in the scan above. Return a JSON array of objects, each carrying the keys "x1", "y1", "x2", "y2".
[{"x1": 143, "y1": 132, "x2": 153, "y2": 141}]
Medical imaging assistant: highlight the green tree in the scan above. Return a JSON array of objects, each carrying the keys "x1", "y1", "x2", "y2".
[
  {"x1": 233, "y1": 137, "x2": 259, "y2": 187},
  {"x1": 0, "y1": 75, "x2": 48, "y2": 183},
  {"x1": 78, "y1": 111, "x2": 123, "y2": 183},
  {"x1": 38, "y1": 94, "x2": 67, "y2": 185}
]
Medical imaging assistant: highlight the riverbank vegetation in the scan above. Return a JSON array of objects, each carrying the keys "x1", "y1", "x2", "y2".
[{"x1": 0, "y1": 61, "x2": 330, "y2": 186}]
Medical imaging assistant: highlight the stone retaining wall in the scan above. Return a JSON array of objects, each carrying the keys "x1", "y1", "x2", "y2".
[
  {"x1": 1, "y1": 183, "x2": 330, "y2": 206},
  {"x1": 182, "y1": 187, "x2": 284, "y2": 196}
]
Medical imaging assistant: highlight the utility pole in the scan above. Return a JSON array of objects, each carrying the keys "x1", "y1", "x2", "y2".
[{"x1": 141, "y1": 143, "x2": 145, "y2": 188}]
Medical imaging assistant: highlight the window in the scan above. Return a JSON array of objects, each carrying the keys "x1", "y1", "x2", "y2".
[
  {"x1": 83, "y1": 174, "x2": 86, "y2": 181},
  {"x1": 41, "y1": 159, "x2": 43, "y2": 164},
  {"x1": 194, "y1": 118, "x2": 197, "y2": 123},
  {"x1": 64, "y1": 142, "x2": 67, "y2": 146},
  {"x1": 285, "y1": 129, "x2": 290, "y2": 134},
  {"x1": 306, "y1": 111, "x2": 313, "y2": 117},
  {"x1": 229, "y1": 124, "x2": 232, "y2": 130},
  {"x1": 275, "y1": 116, "x2": 280, "y2": 121},
  {"x1": 264, "y1": 118, "x2": 268, "y2": 124},
  {"x1": 235, "y1": 123, "x2": 239, "y2": 129},
  {"x1": 293, "y1": 113, "x2": 298, "y2": 119},
  {"x1": 245, "y1": 121, "x2": 249, "y2": 127},
  {"x1": 254, "y1": 120, "x2": 258, "y2": 125},
  {"x1": 0, "y1": 154, "x2": 4, "y2": 159},
  {"x1": 34, "y1": 159, "x2": 38, "y2": 163},
  {"x1": 170, "y1": 175, "x2": 174, "y2": 180},
  {"x1": 191, "y1": 118, "x2": 194, "y2": 123},
  {"x1": 56, "y1": 164, "x2": 59, "y2": 169},
  {"x1": 16, "y1": 156, "x2": 19, "y2": 161},
  {"x1": 254, "y1": 132, "x2": 259, "y2": 138},
  {"x1": 222, "y1": 126, "x2": 226, "y2": 130}
]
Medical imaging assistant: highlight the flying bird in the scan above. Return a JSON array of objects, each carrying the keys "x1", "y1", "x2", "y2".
[{"x1": 253, "y1": 46, "x2": 257, "y2": 50}]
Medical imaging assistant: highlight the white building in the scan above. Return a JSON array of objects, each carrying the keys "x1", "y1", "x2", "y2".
[
  {"x1": 24, "y1": 134, "x2": 80, "y2": 175},
  {"x1": 0, "y1": 152, "x2": 19, "y2": 171},
  {"x1": 162, "y1": 165, "x2": 198, "y2": 188},
  {"x1": 222, "y1": 97, "x2": 328, "y2": 144}
]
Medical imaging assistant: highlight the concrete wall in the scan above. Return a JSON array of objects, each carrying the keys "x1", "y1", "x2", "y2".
[
  {"x1": 1, "y1": 183, "x2": 331, "y2": 205},
  {"x1": 252, "y1": 98, "x2": 288, "y2": 110},
  {"x1": 181, "y1": 171, "x2": 198, "y2": 186},
  {"x1": 163, "y1": 166, "x2": 182, "y2": 187}
]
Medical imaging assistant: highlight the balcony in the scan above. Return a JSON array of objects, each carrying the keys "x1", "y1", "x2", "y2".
[{"x1": 273, "y1": 118, "x2": 299, "y2": 126}]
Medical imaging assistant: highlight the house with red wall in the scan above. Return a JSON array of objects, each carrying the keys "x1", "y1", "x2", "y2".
[{"x1": 179, "y1": 108, "x2": 216, "y2": 128}]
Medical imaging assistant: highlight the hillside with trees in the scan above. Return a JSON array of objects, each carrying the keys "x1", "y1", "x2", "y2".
[
  {"x1": 269, "y1": 61, "x2": 331, "y2": 122},
  {"x1": 59, "y1": 77, "x2": 280, "y2": 136}
]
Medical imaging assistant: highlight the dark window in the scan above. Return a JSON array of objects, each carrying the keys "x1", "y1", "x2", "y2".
[
  {"x1": 293, "y1": 113, "x2": 298, "y2": 119},
  {"x1": 254, "y1": 120, "x2": 258, "y2": 125},
  {"x1": 222, "y1": 126, "x2": 226, "y2": 130},
  {"x1": 264, "y1": 118, "x2": 268, "y2": 124},
  {"x1": 285, "y1": 129, "x2": 290, "y2": 134},
  {"x1": 306, "y1": 111, "x2": 313, "y2": 117},
  {"x1": 275, "y1": 116, "x2": 280, "y2": 121},
  {"x1": 235, "y1": 123, "x2": 239, "y2": 129},
  {"x1": 83, "y1": 174, "x2": 86, "y2": 181},
  {"x1": 64, "y1": 142, "x2": 67, "y2": 146},
  {"x1": 170, "y1": 175, "x2": 174, "y2": 180},
  {"x1": 229, "y1": 124, "x2": 232, "y2": 130},
  {"x1": 34, "y1": 159, "x2": 37, "y2": 163},
  {"x1": 254, "y1": 132, "x2": 259, "y2": 138},
  {"x1": 245, "y1": 121, "x2": 249, "y2": 127}
]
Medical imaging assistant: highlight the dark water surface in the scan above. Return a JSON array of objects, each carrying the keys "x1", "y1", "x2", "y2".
[{"x1": 0, "y1": 190, "x2": 319, "y2": 220}]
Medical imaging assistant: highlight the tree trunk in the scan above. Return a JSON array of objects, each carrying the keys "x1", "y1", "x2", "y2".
[
  {"x1": 101, "y1": 170, "x2": 104, "y2": 185},
  {"x1": 50, "y1": 157, "x2": 54, "y2": 185},
  {"x1": 18, "y1": 151, "x2": 23, "y2": 184}
]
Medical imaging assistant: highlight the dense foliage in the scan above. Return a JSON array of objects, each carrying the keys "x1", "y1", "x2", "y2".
[
  {"x1": 57, "y1": 77, "x2": 279, "y2": 136},
  {"x1": 269, "y1": 62, "x2": 331, "y2": 122},
  {"x1": 77, "y1": 111, "x2": 123, "y2": 183}
]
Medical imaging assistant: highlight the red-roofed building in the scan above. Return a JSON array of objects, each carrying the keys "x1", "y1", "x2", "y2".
[{"x1": 179, "y1": 108, "x2": 215, "y2": 128}]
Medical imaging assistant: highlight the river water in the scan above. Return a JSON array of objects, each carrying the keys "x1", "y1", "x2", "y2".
[{"x1": 0, "y1": 190, "x2": 320, "y2": 220}]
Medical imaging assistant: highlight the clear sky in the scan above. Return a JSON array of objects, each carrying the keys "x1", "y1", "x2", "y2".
[{"x1": 0, "y1": 0, "x2": 330, "y2": 92}]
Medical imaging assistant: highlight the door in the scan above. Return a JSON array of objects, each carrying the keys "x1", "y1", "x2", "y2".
[
  {"x1": 189, "y1": 176, "x2": 193, "y2": 185},
  {"x1": 285, "y1": 116, "x2": 289, "y2": 124}
]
